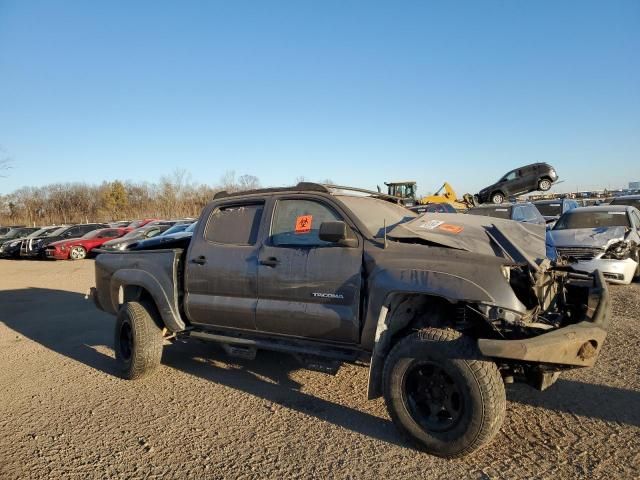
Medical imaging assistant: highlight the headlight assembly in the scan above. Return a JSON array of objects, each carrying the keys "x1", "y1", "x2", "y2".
[{"x1": 602, "y1": 241, "x2": 633, "y2": 260}]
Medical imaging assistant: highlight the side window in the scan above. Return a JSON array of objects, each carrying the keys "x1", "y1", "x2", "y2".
[
  {"x1": 529, "y1": 205, "x2": 545, "y2": 223},
  {"x1": 204, "y1": 203, "x2": 264, "y2": 245},
  {"x1": 271, "y1": 199, "x2": 341, "y2": 247},
  {"x1": 146, "y1": 228, "x2": 161, "y2": 238},
  {"x1": 512, "y1": 206, "x2": 525, "y2": 222},
  {"x1": 64, "y1": 227, "x2": 81, "y2": 237},
  {"x1": 103, "y1": 229, "x2": 120, "y2": 238},
  {"x1": 502, "y1": 171, "x2": 517, "y2": 182}
]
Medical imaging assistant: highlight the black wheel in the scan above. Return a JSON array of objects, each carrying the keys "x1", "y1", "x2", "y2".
[
  {"x1": 115, "y1": 301, "x2": 163, "y2": 380},
  {"x1": 490, "y1": 192, "x2": 504, "y2": 204},
  {"x1": 538, "y1": 178, "x2": 552, "y2": 191},
  {"x1": 383, "y1": 328, "x2": 506, "y2": 458}
]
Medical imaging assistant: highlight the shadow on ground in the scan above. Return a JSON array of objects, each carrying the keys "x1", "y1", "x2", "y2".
[{"x1": 2, "y1": 287, "x2": 639, "y2": 446}]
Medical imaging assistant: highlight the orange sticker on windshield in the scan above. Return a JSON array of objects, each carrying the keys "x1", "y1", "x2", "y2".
[
  {"x1": 295, "y1": 215, "x2": 313, "y2": 234},
  {"x1": 438, "y1": 223, "x2": 463, "y2": 234}
]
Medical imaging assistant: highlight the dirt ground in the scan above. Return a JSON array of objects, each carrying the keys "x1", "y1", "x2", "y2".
[{"x1": 0, "y1": 260, "x2": 638, "y2": 480}]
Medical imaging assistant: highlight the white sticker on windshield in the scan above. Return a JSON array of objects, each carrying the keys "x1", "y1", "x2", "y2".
[
  {"x1": 608, "y1": 212, "x2": 626, "y2": 215},
  {"x1": 418, "y1": 220, "x2": 445, "y2": 230}
]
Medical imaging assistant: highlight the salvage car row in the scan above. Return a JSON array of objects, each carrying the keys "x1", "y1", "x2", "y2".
[
  {"x1": 1, "y1": 194, "x2": 639, "y2": 284},
  {"x1": 0, "y1": 219, "x2": 196, "y2": 260}
]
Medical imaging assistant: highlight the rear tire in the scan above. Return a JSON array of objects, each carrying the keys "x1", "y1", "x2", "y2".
[
  {"x1": 115, "y1": 301, "x2": 163, "y2": 380},
  {"x1": 490, "y1": 192, "x2": 504, "y2": 204},
  {"x1": 383, "y1": 328, "x2": 506, "y2": 458},
  {"x1": 538, "y1": 178, "x2": 552, "y2": 191}
]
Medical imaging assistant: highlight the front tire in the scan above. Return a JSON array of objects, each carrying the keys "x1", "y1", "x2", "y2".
[
  {"x1": 115, "y1": 301, "x2": 163, "y2": 380},
  {"x1": 383, "y1": 328, "x2": 506, "y2": 458},
  {"x1": 490, "y1": 192, "x2": 504, "y2": 204},
  {"x1": 538, "y1": 178, "x2": 552, "y2": 191},
  {"x1": 69, "y1": 246, "x2": 87, "y2": 260}
]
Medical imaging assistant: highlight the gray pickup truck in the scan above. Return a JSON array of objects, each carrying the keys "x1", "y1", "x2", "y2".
[{"x1": 91, "y1": 183, "x2": 609, "y2": 458}]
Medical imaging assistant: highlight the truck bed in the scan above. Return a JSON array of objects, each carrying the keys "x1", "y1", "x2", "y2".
[{"x1": 93, "y1": 248, "x2": 187, "y2": 332}]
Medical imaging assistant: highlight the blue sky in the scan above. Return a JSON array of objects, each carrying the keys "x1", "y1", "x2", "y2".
[{"x1": 0, "y1": 0, "x2": 638, "y2": 196}]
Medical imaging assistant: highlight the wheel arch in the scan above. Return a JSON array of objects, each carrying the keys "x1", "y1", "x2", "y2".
[
  {"x1": 110, "y1": 269, "x2": 185, "y2": 332},
  {"x1": 367, "y1": 292, "x2": 466, "y2": 400}
]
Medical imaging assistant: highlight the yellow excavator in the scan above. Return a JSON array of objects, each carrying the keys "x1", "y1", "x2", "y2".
[{"x1": 383, "y1": 181, "x2": 476, "y2": 210}]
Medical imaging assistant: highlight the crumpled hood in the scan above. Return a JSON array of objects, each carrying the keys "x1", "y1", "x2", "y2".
[
  {"x1": 388, "y1": 213, "x2": 546, "y2": 262},
  {"x1": 549, "y1": 226, "x2": 628, "y2": 248}
]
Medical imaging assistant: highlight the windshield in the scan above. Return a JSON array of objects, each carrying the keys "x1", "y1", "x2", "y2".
[
  {"x1": 610, "y1": 198, "x2": 640, "y2": 209},
  {"x1": 47, "y1": 227, "x2": 68, "y2": 237},
  {"x1": 554, "y1": 211, "x2": 630, "y2": 230},
  {"x1": 122, "y1": 228, "x2": 147, "y2": 239},
  {"x1": 82, "y1": 229, "x2": 106, "y2": 239},
  {"x1": 535, "y1": 203, "x2": 562, "y2": 216},
  {"x1": 466, "y1": 207, "x2": 511, "y2": 219},
  {"x1": 127, "y1": 219, "x2": 150, "y2": 229},
  {"x1": 163, "y1": 224, "x2": 190, "y2": 236},
  {"x1": 185, "y1": 222, "x2": 197, "y2": 232},
  {"x1": 338, "y1": 195, "x2": 416, "y2": 237}
]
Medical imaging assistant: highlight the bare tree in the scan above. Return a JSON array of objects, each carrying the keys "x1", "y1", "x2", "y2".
[{"x1": 237, "y1": 174, "x2": 260, "y2": 191}]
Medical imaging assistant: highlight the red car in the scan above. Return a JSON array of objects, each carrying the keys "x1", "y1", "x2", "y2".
[{"x1": 45, "y1": 228, "x2": 128, "y2": 260}]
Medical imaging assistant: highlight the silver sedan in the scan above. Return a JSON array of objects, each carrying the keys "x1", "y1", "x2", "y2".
[{"x1": 549, "y1": 205, "x2": 640, "y2": 284}]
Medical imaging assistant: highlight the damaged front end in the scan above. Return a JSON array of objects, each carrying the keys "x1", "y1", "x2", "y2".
[
  {"x1": 380, "y1": 213, "x2": 610, "y2": 391},
  {"x1": 472, "y1": 261, "x2": 609, "y2": 390}
]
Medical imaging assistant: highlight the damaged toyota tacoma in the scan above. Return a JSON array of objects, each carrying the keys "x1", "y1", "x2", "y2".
[{"x1": 91, "y1": 183, "x2": 609, "y2": 458}]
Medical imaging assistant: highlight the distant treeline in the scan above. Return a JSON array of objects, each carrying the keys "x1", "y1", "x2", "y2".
[{"x1": 0, "y1": 170, "x2": 261, "y2": 226}]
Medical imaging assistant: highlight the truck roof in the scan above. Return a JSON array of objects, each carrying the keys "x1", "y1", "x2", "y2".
[{"x1": 213, "y1": 182, "x2": 403, "y2": 204}]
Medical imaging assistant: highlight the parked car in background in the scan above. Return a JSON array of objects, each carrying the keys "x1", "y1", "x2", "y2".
[
  {"x1": 109, "y1": 220, "x2": 132, "y2": 228},
  {"x1": 0, "y1": 226, "x2": 60, "y2": 258},
  {"x1": 477, "y1": 163, "x2": 558, "y2": 204},
  {"x1": 466, "y1": 202, "x2": 546, "y2": 225},
  {"x1": 99, "y1": 224, "x2": 173, "y2": 251},
  {"x1": 533, "y1": 198, "x2": 580, "y2": 226},
  {"x1": 550, "y1": 205, "x2": 640, "y2": 284},
  {"x1": 125, "y1": 219, "x2": 159, "y2": 230},
  {"x1": 410, "y1": 203, "x2": 457, "y2": 214},
  {"x1": 128, "y1": 222, "x2": 197, "y2": 251},
  {"x1": 20, "y1": 223, "x2": 109, "y2": 258},
  {"x1": 0, "y1": 226, "x2": 40, "y2": 242},
  {"x1": 45, "y1": 227, "x2": 128, "y2": 260},
  {"x1": 609, "y1": 194, "x2": 640, "y2": 210}
]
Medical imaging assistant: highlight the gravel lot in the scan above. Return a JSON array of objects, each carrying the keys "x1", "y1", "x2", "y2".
[{"x1": 1, "y1": 259, "x2": 638, "y2": 479}]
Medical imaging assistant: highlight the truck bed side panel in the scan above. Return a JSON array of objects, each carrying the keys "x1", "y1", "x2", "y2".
[{"x1": 94, "y1": 249, "x2": 186, "y2": 332}]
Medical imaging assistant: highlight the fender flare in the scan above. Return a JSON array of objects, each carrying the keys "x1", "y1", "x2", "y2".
[
  {"x1": 365, "y1": 277, "x2": 495, "y2": 400},
  {"x1": 110, "y1": 269, "x2": 185, "y2": 332}
]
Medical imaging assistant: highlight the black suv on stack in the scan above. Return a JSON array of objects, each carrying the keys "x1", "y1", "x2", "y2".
[{"x1": 477, "y1": 163, "x2": 558, "y2": 204}]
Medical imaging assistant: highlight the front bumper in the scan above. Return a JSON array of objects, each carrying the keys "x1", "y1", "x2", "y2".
[
  {"x1": 568, "y1": 257, "x2": 637, "y2": 285},
  {"x1": 478, "y1": 270, "x2": 609, "y2": 368},
  {"x1": 45, "y1": 248, "x2": 68, "y2": 260}
]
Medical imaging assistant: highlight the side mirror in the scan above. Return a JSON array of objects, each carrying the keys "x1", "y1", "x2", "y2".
[{"x1": 318, "y1": 221, "x2": 357, "y2": 247}]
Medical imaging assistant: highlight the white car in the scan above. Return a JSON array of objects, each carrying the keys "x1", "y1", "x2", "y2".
[{"x1": 550, "y1": 205, "x2": 640, "y2": 284}]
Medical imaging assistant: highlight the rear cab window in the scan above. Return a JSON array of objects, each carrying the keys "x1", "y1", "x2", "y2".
[{"x1": 205, "y1": 203, "x2": 264, "y2": 245}]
